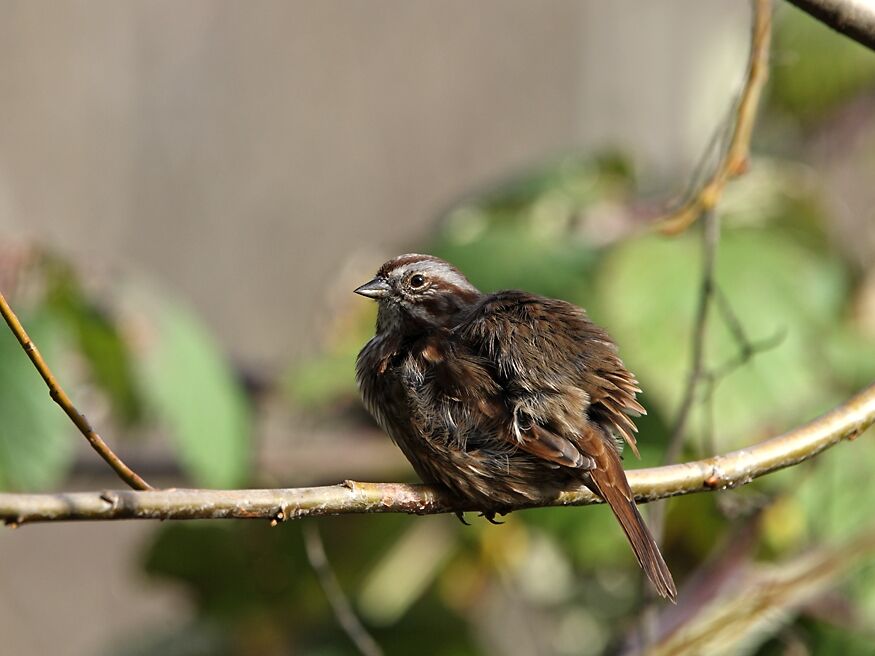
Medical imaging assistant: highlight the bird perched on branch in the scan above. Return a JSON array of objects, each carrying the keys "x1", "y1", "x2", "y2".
[{"x1": 355, "y1": 253, "x2": 676, "y2": 600}]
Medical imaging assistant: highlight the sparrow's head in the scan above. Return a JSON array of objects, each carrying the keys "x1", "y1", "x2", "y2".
[{"x1": 355, "y1": 254, "x2": 481, "y2": 333}]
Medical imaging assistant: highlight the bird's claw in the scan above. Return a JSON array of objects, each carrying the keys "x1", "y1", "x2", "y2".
[{"x1": 480, "y1": 511, "x2": 505, "y2": 525}]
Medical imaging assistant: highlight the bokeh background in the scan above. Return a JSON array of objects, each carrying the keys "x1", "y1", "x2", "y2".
[{"x1": 1, "y1": 2, "x2": 875, "y2": 655}]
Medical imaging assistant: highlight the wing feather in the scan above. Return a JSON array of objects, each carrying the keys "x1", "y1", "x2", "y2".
[{"x1": 456, "y1": 290, "x2": 645, "y2": 461}]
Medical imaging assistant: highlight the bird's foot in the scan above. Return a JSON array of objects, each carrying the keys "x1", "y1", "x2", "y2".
[{"x1": 480, "y1": 511, "x2": 506, "y2": 525}]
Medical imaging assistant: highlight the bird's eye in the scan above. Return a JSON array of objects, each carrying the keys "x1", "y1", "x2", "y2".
[{"x1": 409, "y1": 274, "x2": 427, "y2": 289}]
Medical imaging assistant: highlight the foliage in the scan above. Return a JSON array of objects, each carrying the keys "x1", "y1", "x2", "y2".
[
  {"x1": 770, "y1": 7, "x2": 875, "y2": 124},
  {"x1": 42, "y1": 256, "x2": 144, "y2": 425},
  {"x1": 596, "y1": 224, "x2": 851, "y2": 446},
  {"x1": 0, "y1": 260, "x2": 252, "y2": 490},
  {"x1": 134, "y1": 287, "x2": 251, "y2": 487},
  {"x1": 3, "y1": 10, "x2": 875, "y2": 656},
  {"x1": 0, "y1": 307, "x2": 71, "y2": 490}
]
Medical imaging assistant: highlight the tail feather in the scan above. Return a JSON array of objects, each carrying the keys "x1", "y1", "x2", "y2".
[
  {"x1": 584, "y1": 428, "x2": 677, "y2": 601},
  {"x1": 591, "y1": 473, "x2": 677, "y2": 601}
]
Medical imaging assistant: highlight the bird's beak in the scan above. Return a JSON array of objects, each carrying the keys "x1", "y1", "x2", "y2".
[{"x1": 354, "y1": 276, "x2": 391, "y2": 299}]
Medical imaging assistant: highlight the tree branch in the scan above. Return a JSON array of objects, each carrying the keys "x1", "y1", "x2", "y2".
[
  {"x1": 0, "y1": 290, "x2": 152, "y2": 491},
  {"x1": 784, "y1": 0, "x2": 875, "y2": 52},
  {"x1": 657, "y1": 0, "x2": 771, "y2": 236},
  {"x1": 2, "y1": 382, "x2": 872, "y2": 525}
]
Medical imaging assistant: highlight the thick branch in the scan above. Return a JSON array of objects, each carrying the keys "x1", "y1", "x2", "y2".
[
  {"x1": 0, "y1": 290, "x2": 152, "y2": 491},
  {"x1": 785, "y1": 0, "x2": 875, "y2": 51},
  {"x1": 2, "y1": 382, "x2": 873, "y2": 525}
]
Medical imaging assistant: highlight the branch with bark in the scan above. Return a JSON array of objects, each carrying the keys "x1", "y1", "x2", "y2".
[{"x1": 2, "y1": 382, "x2": 872, "y2": 525}]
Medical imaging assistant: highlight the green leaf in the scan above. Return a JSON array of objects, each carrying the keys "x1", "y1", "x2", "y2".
[
  {"x1": 285, "y1": 349, "x2": 361, "y2": 409},
  {"x1": 0, "y1": 310, "x2": 73, "y2": 490},
  {"x1": 432, "y1": 153, "x2": 626, "y2": 301},
  {"x1": 42, "y1": 257, "x2": 143, "y2": 425},
  {"x1": 771, "y1": 7, "x2": 875, "y2": 123},
  {"x1": 136, "y1": 290, "x2": 251, "y2": 487},
  {"x1": 594, "y1": 226, "x2": 850, "y2": 447}
]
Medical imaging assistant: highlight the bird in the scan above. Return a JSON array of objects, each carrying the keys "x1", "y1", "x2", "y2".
[{"x1": 354, "y1": 253, "x2": 676, "y2": 600}]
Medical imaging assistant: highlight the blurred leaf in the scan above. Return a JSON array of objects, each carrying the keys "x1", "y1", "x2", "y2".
[
  {"x1": 719, "y1": 158, "x2": 830, "y2": 249},
  {"x1": 41, "y1": 256, "x2": 142, "y2": 425},
  {"x1": 144, "y1": 523, "x2": 306, "y2": 619},
  {"x1": 448, "y1": 151, "x2": 633, "y2": 221},
  {"x1": 823, "y1": 325, "x2": 875, "y2": 390},
  {"x1": 797, "y1": 619, "x2": 875, "y2": 656},
  {"x1": 135, "y1": 289, "x2": 251, "y2": 487},
  {"x1": 286, "y1": 350, "x2": 361, "y2": 409},
  {"x1": 795, "y1": 423, "x2": 875, "y2": 622},
  {"x1": 0, "y1": 308, "x2": 73, "y2": 490},
  {"x1": 595, "y1": 225, "x2": 851, "y2": 447},
  {"x1": 797, "y1": 435, "x2": 875, "y2": 544},
  {"x1": 771, "y1": 7, "x2": 875, "y2": 123},
  {"x1": 432, "y1": 224, "x2": 598, "y2": 301},
  {"x1": 359, "y1": 520, "x2": 457, "y2": 625},
  {"x1": 284, "y1": 303, "x2": 375, "y2": 411},
  {"x1": 432, "y1": 153, "x2": 627, "y2": 300}
]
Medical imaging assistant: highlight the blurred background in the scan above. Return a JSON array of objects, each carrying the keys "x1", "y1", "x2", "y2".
[{"x1": 1, "y1": 1, "x2": 875, "y2": 654}]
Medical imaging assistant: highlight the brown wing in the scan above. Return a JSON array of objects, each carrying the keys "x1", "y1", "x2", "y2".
[
  {"x1": 456, "y1": 292, "x2": 675, "y2": 599},
  {"x1": 457, "y1": 290, "x2": 645, "y2": 458}
]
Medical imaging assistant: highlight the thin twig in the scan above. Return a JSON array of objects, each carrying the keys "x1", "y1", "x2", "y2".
[
  {"x1": 696, "y1": 286, "x2": 786, "y2": 455},
  {"x1": 663, "y1": 211, "x2": 721, "y2": 467},
  {"x1": 705, "y1": 331, "x2": 787, "y2": 395},
  {"x1": 1, "y1": 381, "x2": 872, "y2": 524},
  {"x1": 648, "y1": 211, "x2": 721, "y2": 554},
  {"x1": 713, "y1": 285, "x2": 754, "y2": 355},
  {"x1": 303, "y1": 523, "x2": 384, "y2": 656},
  {"x1": 0, "y1": 290, "x2": 152, "y2": 490},
  {"x1": 656, "y1": 0, "x2": 771, "y2": 236},
  {"x1": 699, "y1": 325, "x2": 786, "y2": 457},
  {"x1": 709, "y1": 285, "x2": 786, "y2": 386}
]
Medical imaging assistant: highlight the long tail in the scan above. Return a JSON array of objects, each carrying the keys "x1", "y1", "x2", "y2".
[{"x1": 583, "y1": 427, "x2": 677, "y2": 601}]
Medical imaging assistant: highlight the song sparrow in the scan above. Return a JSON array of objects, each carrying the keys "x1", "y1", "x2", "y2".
[{"x1": 355, "y1": 254, "x2": 676, "y2": 600}]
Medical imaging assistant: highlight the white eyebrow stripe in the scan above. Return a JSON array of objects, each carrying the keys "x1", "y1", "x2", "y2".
[{"x1": 393, "y1": 259, "x2": 472, "y2": 289}]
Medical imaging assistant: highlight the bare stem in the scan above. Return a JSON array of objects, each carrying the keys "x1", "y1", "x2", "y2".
[
  {"x1": 304, "y1": 524, "x2": 384, "y2": 656},
  {"x1": 648, "y1": 211, "x2": 720, "y2": 550},
  {"x1": 657, "y1": 0, "x2": 771, "y2": 235},
  {"x1": 663, "y1": 211, "x2": 721, "y2": 466},
  {"x1": 1, "y1": 382, "x2": 872, "y2": 525},
  {"x1": 0, "y1": 290, "x2": 152, "y2": 491}
]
